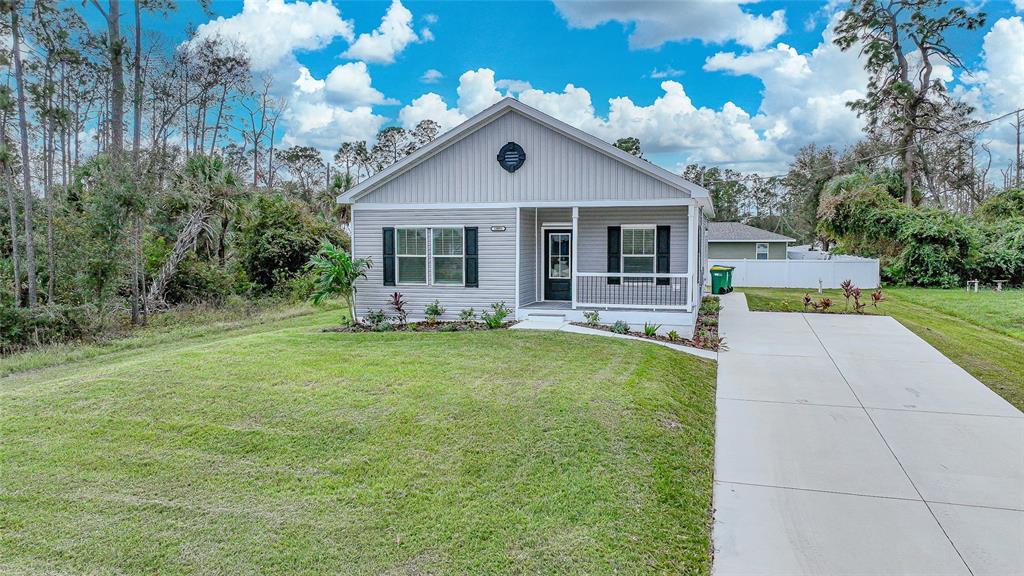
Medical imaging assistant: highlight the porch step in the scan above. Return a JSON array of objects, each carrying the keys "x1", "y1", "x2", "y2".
[{"x1": 525, "y1": 312, "x2": 568, "y2": 323}]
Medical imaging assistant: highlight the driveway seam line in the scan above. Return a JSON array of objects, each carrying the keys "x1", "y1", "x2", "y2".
[
  {"x1": 715, "y1": 480, "x2": 925, "y2": 503},
  {"x1": 716, "y1": 396, "x2": 1023, "y2": 419},
  {"x1": 800, "y1": 312, "x2": 977, "y2": 576}
]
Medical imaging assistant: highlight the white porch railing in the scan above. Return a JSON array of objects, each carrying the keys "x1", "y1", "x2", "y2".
[{"x1": 574, "y1": 272, "x2": 690, "y2": 310}]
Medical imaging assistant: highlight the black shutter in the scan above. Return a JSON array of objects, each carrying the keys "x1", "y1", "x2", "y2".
[
  {"x1": 382, "y1": 227, "x2": 395, "y2": 286},
  {"x1": 607, "y1": 226, "x2": 621, "y2": 285},
  {"x1": 464, "y1": 227, "x2": 478, "y2": 287},
  {"x1": 656, "y1": 225, "x2": 671, "y2": 285}
]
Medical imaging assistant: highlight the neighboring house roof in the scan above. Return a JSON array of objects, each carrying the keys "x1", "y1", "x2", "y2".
[
  {"x1": 337, "y1": 97, "x2": 714, "y2": 216},
  {"x1": 707, "y1": 222, "x2": 795, "y2": 243}
]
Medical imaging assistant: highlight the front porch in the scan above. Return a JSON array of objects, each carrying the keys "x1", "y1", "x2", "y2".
[{"x1": 514, "y1": 202, "x2": 705, "y2": 337}]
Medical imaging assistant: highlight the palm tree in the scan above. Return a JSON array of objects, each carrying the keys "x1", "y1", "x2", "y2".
[
  {"x1": 308, "y1": 239, "x2": 371, "y2": 324},
  {"x1": 147, "y1": 154, "x2": 242, "y2": 306}
]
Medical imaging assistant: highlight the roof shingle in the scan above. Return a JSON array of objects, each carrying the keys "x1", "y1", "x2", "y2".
[{"x1": 707, "y1": 222, "x2": 795, "y2": 242}]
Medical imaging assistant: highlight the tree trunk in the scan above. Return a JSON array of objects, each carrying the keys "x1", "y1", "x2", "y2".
[
  {"x1": 11, "y1": 4, "x2": 37, "y2": 307},
  {"x1": 2, "y1": 129, "x2": 20, "y2": 307},
  {"x1": 899, "y1": 122, "x2": 916, "y2": 205},
  {"x1": 217, "y1": 214, "x2": 228, "y2": 267},
  {"x1": 45, "y1": 92, "x2": 55, "y2": 303},
  {"x1": 108, "y1": 0, "x2": 124, "y2": 158},
  {"x1": 146, "y1": 204, "x2": 207, "y2": 306},
  {"x1": 130, "y1": 0, "x2": 144, "y2": 325}
]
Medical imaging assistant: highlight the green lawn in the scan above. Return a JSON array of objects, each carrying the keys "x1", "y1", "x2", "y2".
[
  {"x1": 740, "y1": 287, "x2": 1024, "y2": 411},
  {"x1": 0, "y1": 307, "x2": 717, "y2": 575}
]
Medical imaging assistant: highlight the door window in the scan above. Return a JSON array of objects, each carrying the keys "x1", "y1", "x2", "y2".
[{"x1": 548, "y1": 233, "x2": 571, "y2": 279}]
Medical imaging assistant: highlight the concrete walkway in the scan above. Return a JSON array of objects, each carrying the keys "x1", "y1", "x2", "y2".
[{"x1": 713, "y1": 292, "x2": 1024, "y2": 576}]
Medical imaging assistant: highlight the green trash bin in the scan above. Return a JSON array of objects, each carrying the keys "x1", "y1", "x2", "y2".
[{"x1": 710, "y1": 265, "x2": 735, "y2": 295}]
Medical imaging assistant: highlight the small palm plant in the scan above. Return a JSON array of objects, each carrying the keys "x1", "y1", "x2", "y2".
[{"x1": 307, "y1": 239, "x2": 372, "y2": 324}]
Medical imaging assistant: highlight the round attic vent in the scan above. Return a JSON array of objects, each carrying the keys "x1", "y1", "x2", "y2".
[{"x1": 497, "y1": 142, "x2": 526, "y2": 173}]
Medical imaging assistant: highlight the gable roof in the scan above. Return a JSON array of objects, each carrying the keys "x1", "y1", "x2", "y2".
[
  {"x1": 707, "y1": 222, "x2": 795, "y2": 243},
  {"x1": 337, "y1": 97, "x2": 713, "y2": 215}
]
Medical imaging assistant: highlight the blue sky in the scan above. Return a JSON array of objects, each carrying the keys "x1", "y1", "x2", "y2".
[{"x1": 152, "y1": 0, "x2": 1024, "y2": 174}]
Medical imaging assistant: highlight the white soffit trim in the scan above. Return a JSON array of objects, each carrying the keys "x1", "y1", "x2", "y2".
[
  {"x1": 352, "y1": 199, "x2": 697, "y2": 211},
  {"x1": 337, "y1": 98, "x2": 714, "y2": 215}
]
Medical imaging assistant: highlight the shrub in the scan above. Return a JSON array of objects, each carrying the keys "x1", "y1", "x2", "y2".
[
  {"x1": 610, "y1": 320, "x2": 630, "y2": 334},
  {"x1": 365, "y1": 308, "x2": 389, "y2": 329},
  {"x1": 667, "y1": 330, "x2": 680, "y2": 341},
  {"x1": 424, "y1": 300, "x2": 446, "y2": 324},
  {"x1": 643, "y1": 322, "x2": 661, "y2": 337},
  {"x1": 237, "y1": 194, "x2": 348, "y2": 293},
  {"x1": 0, "y1": 304, "x2": 98, "y2": 353},
  {"x1": 583, "y1": 310, "x2": 600, "y2": 325},
  {"x1": 481, "y1": 301, "x2": 511, "y2": 329},
  {"x1": 699, "y1": 296, "x2": 721, "y2": 315},
  {"x1": 372, "y1": 321, "x2": 393, "y2": 332},
  {"x1": 390, "y1": 292, "x2": 408, "y2": 326},
  {"x1": 439, "y1": 322, "x2": 460, "y2": 332},
  {"x1": 459, "y1": 308, "x2": 476, "y2": 322}
]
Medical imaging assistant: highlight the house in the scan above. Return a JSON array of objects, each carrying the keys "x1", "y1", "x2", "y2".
[
  {"x1": 707, "y1": 222, "x2": 794, "y2": 260},
  {"x1": 337, "y1": 98, "x2": 715, "y2": 336}
]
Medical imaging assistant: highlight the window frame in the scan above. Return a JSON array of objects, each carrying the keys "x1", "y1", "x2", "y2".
[
  {"x1": 395, "y1": 227, "x2": 428, "y2": 286},
  {"x1": 755, "y1": 242, "x2": 770, "y2": 260},
  {"x1": 620, "y1": 225, "x2": 657, "y2": 282},
  {"x1": 431, "y1": 226, "x2": 466, "y2": 286}
]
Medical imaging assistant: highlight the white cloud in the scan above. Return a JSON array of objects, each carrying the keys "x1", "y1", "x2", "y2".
[
  {"x1": 420, "y1": 69, "x2": 444, "y2": 83},
  {"x1": 401, "y1": 67, "x2": 788, "y2": 172},
  {"x1": 703, "y1": 14, "x2": 868, "y2": 156},
  {"x1": 456, "y1": 68, "x2": 505, "y2": 116},
  {"x1": 1014, "y1": 0, "x2": 1024, "y2": 11},
  {"x1": 553, "y1": 0, "x2": 787, "y2": 50},
  {"x1": 324, "y1": 61, "x2": 395, "y2": 106},
  {"x1": 193, "y1": 0, "x2": 353, "y2": 71},
  {"x1": 343, "y1": 0, "x2": 426, "y2": 64},
  {"x1": 953, "y1": 17, "x2": 1024, "y2": 170},
  {"x1": 399, "y1": 93, "x2": 467, "y2": 131},
  {"x1": 495, "y1": 78, "x2": 533, "y2": 92},
  {"x1": 649, "y1": 67, "x2": 684, "y2": 79}
]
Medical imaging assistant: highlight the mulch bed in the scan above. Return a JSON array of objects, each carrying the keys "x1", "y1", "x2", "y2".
[
  {"x1": 323, "y1": 321, "x2": 517, "y2": 333},
  {"x1": 569, "y1": 300, "x2": 724, "y2": 351}
]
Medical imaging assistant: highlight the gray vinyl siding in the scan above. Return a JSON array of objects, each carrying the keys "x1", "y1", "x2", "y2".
[
  {"x1": 575, "y1": 206, "x2": 689, "y2": 273},
  {"x1": 518, "y1": 208, "x2": 537, "y2": 305},
  {"x1": 357, "y1": 111, "x2": 690, "y2": 204},
  {"x1": 572, "y1": 206, "x2": 691, "y2": 307},
  {"x1": 352, "y1": 208, "x2": 516, "y2": 320},
  {"x1": 708, "y1": 241, "x2": 788, "y2": 260}
]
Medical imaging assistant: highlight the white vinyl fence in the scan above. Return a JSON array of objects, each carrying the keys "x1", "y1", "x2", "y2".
[{"x1": 708, "y1": 256, "x2": 880, "y2": 289}]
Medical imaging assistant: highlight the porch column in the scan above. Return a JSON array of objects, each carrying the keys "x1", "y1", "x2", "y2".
[
  {"x1": 688, "y1": 204, "x2": 698, "y2": 310},
  {"x1": 514, "y1": 206, "x2": 521, "y2": 310},
  {"x1": 571, "y1": 206, "x2": 579, "y2": 309}
]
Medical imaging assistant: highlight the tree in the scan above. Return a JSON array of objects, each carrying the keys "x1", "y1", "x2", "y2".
[
  {"x1": 8, "y1": 0, "x2": 38, "y2": 306},
  {"x1": 682, "y1": 164, "x2": 744, "y2": 222},
  {"x1": 411, "y1": 119, "x2": 440, "y2": 146},
  {"x1": 784, "y1": 144, "x2": 840, "y2": 246},
  {"x1": 371, "y1": 126, "x2": 411, "y2": 170},
  {"x1": 307, "y1": 238, "x2": 370, "y2": 324},
  {"x1": 147, "y1": 154, "x2": 241, "y2": 305},
  {"x1": 834, "y1": 0, "x2": 985, "y2": 204},
  {"x1": 278, "y1": 145, "x2": 326, "y2": 196},
  {"x1": 614, "y1": 136, "x2": 642, "y2": 157}
]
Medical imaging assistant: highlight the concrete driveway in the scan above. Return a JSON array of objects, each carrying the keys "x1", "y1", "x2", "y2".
[{"x1": 712, "y1": 293, "x2": 1024, "y2": 576}]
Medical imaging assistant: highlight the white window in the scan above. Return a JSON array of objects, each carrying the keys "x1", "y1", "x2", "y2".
[
  {"x1": 432, "y1": 227, "x2": 464, "y2": 285},
  {"x1": 622, "y1": 226, "x2": 656, "y2": 276},
  {"x1": 396, "y1": 227, "x2": 427, "y2": 284},
  {"x1": 756, "y1": 242, "x2": 769, "y2": 260}
]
